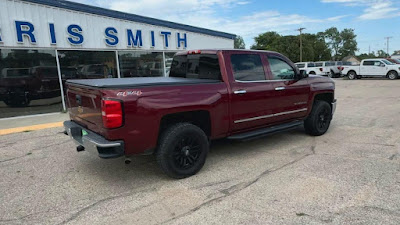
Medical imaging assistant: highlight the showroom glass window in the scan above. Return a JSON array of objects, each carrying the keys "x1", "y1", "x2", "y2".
[
  {"x1": 165, "y1": 52, "x2": 177, "y2": 76},
  {"x1": 58, "y1": 51, "x2": 117, "y2": 81},
  {"x1": 0, "y1": 49, "x2": 60, "y2": 118},
  {"x1": 118, "y1": 51, "x2": 164, "y2": 77}
]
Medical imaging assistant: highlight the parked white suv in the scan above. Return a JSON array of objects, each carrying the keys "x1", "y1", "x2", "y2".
[
  {"x1": 295, "y1": 62, "x2": 321, "y2": 75},
  {"x1": 342, "y1": 58, "x2": 400, "y2": 80}
]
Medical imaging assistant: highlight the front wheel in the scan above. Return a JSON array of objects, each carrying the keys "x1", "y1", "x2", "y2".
[
  {"x1": 387, "y1": 71, "x2": 398, "y2": 80},
  {"x1": 304, "y1": 101, "x2": 332, "y2": 136},
  {"x1": 347, "y1": 71, "x2": 356, "y2": 80},
  {"x1": 156, "y1": 123, "x2": 209, "y2": 179}
]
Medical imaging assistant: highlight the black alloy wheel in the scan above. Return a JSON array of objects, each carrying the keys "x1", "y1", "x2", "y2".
[{"x1": 156, "y1": 123, "x2": 209, "y2": 179}]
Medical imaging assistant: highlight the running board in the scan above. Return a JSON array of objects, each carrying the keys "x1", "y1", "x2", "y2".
[{"x1": 227, "y1": 121, "x2": 303, "y2": 141}]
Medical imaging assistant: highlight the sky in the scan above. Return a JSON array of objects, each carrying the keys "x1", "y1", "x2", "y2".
[{"x1": 72, "y1": 0, "x2": 400, "y2": 55}]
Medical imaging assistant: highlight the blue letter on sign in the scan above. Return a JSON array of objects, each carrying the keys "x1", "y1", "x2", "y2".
[
  {"x1": 105, "y1": 27, "x2": 119, "y2": 46},
  {"x1": 127, "y1": 29, "x2": 142, "y2": 47},
  {"x1": 177, "y1": 33, "x2": 187, "y2": 48},
  {"x1": 49, "y1": 23, "x2": 56, "y2": 44},
  {"x1": 160, "y1": 31, "x2": 171, "y2": 48},
  {"x1": 150, "y1": 31, "x2": 155, "y2": 48},
  {"x1": 15, "y1": 21, "x2": 36, "y2": 44},
  {"x1": 67, "y1": 24, "x2": 83, "y2": 45}
]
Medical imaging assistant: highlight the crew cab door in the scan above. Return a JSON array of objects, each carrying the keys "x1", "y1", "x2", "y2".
[
  {"x1": 360, "y1": 60, "x2": 377, "y2": 76},
  {"x1": 263, "y1": 53, "x2": 310, "y2": 122},
  {"x1": 225, "y1": 52, "x2": 277, "y2": 132}
]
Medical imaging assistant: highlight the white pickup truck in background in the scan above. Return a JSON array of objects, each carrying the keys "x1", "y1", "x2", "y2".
[
  {"x1": 295, "y1": 62, "x2": 322, "y2": 75},
  {"x1": 342, "y1": 58, "x2": 400, "y2": 80},
  {"x1": 315, "y1": 61, "x2": 342, "y2": 78}
]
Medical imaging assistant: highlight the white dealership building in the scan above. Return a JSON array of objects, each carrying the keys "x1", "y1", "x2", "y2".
[{"x1": 0, "y1": 0, "x2": 235, "y2": 118}]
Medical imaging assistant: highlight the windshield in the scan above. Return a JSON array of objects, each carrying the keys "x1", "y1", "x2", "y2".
[{"x1": 382, "y1": 59, "x2": 395, "y2": 65}]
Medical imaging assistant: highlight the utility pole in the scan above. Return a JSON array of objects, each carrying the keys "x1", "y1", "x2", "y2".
[
  {"x1": 384, "y1": 37, "x2": 393, "y2": 57},
  {"x1": 297, "y1": 28, "x2": 306, "y2": 62}
]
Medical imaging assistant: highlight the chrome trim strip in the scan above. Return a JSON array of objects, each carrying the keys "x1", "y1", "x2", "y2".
[
  {"x1": 235, "y1": 79, "x2": 295, "y2": 83},
  {"x1": 234, "y1": 108, "x2": 308, "y2": 124}
]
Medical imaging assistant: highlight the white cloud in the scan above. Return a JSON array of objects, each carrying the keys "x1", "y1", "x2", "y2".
[
  {"x1": 322, "y1": 0, "x2": 400, "y2": 20},
  {"x1": 69, "y1": 0, "x2": 348, "y2": 47}
]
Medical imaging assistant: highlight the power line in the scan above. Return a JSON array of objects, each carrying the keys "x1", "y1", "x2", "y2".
[{"x1": 296, "y1": 28, "x2": 306, "y2": 62}]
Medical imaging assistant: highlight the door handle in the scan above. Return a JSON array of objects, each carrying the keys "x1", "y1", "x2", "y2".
[
  {"x1": 275, "y1": 87, "x2": 286, "y2": 91},
  {"x1": 234, "y1": 90, "x2": 247, "y2": 94}
]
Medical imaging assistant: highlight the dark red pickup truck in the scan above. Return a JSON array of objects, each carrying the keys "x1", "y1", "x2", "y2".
[{"x1": 64, "y1": 49, "x2": 336, "y2": 178}]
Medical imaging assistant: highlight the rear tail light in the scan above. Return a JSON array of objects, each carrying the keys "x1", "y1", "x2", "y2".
[
  {"x1": 338, "y1": 66, "x2": 344, "y2": 71},
  {"x1": 319, "y1": 68, "x2": 323, "y2": 72},
  {"x1": 101, "y1": 99, "x2": 123, "y2": 128}
]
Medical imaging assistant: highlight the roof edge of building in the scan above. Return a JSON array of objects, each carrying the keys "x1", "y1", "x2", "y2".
[{"x1": 21, "y1": 0, "x2": 236, "y2": 40}]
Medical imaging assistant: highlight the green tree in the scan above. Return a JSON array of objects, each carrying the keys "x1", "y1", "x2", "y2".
[
  {"x1": 376, "y1": 50, "x2": 387, "y2": 58},
  {"x1": 357, "y1": 52, "x2": 376, "y2": 60},
  {"x1": 251, "y1": 32, "x2": 281, "y2": 51},
  {"x1": 321, "y1": 27, "x2": 358, "y2": 60},
  {"x1": 234, "y1": 36, "x2": 246, "y2": 49},
  {"x1": 393, "y1": 50, "x2": 400, "y2": 55},
  {"x1": 251, "y1": 31, "x2": 331, "y2": 62}
]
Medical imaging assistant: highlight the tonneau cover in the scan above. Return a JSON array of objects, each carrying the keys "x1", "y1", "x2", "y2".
[{"x1": 66, "y1": 77, "x2": 220, "y2": 88}]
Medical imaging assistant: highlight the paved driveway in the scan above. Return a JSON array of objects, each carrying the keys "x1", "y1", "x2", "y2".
[{"x1": 1, "y1": 79, "x2": 399, "y2": 224}]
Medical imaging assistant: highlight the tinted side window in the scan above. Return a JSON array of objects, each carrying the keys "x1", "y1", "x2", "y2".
[
  {"x1": 363, "y1": 61, "x2": 374, "y2": 66},
  {"x1": 231, "y1": 54, "x2": 265, "y2": 81},
  {"x1": 169, "y1": 54, "x2": 221, "y2": 80},
  {"x1": 268, "y1": 57, "x2": 295, "y2": 80},
  {"x1": 296, "y1": 63, "x2": 305, "y2": 68},
  {"x1": 307, "y1": 63, "x2": 316, "y2": 67},
  {"x1": 315, "y1": 62, "x2": 323, "y2": 67}
]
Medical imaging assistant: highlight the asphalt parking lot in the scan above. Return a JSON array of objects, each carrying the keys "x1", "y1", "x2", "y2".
[{"x1": 1, "y1": 79, "x2": 399, "y2": 225}]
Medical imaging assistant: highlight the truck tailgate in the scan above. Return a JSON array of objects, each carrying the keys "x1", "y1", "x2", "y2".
[{"x1": 66, "y1": 84, "x2": 104, "y2": 132}]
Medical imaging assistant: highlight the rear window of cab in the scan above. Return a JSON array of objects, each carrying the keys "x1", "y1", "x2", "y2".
[{"x1": 169, "y1": 54, "x2": 221, "y2": 80}]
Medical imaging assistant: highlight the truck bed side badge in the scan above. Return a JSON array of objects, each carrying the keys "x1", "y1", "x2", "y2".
[{"x1": 117, "y1": 90, "x2": 142, "y2": 97}]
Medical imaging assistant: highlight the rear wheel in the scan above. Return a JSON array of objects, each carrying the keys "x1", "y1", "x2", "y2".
[
  {"x1": 347, "y1": 71, "x2": 356, "y2": 80},
  {"x1": 156, "y1": 123, "x2": 209, "y2": 179},
  {"x1": 304, "y1": 101, "x2": 332, "y2": 136},
  {"x1": 329, "y1": 70, "x2": 334, "y2": 78},
  {"x1": 387, "y1": 71, "x2": 398, "y2": 80}
]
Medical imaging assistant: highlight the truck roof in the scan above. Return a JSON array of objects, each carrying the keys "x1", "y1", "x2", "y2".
[{"x1": 175, "y1": 49, "x2": 280, "y2": 56}]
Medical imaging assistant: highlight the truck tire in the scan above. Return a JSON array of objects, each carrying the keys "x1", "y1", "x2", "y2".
[
  {"x1": 329, "y1": 70, "x2": 334, "y2": 78},
  {"x1": 387, "y1": 71, "x2": 398, "y2": 80},
  {"x1": 304, "y1": 100, "x2": 332, "y2": 136},
  {"x1": 156, "y1": 123, "x2": 209, "y2": 179},
  {"x1": 347, "y1": 71, "x2": 356, "y2": 80}
]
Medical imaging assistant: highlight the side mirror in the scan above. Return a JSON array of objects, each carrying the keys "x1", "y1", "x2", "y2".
[
  {"x1": 380, "y1": 63, "x2": 385, "y2": 67},
  {"x1": 299, "y1": 70, "x2": 308, "y2": 79}
]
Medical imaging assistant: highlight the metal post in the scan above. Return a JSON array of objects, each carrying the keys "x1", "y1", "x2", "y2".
[
  {"x1": 55, "y1": 49, "x2": 66, "y2": 112},
  {"x1": 384, "y1": 37, "x2": 392, "y2": 57},
  {"x1": 162, "y1": 51, "x2": 167, "y2": 77},
  {"x1": 297, "y1": 28, "x2": 305, "y2": 62},
  {"x1": 115, "y1": 50, "x2": 121, "y2": 78}
]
